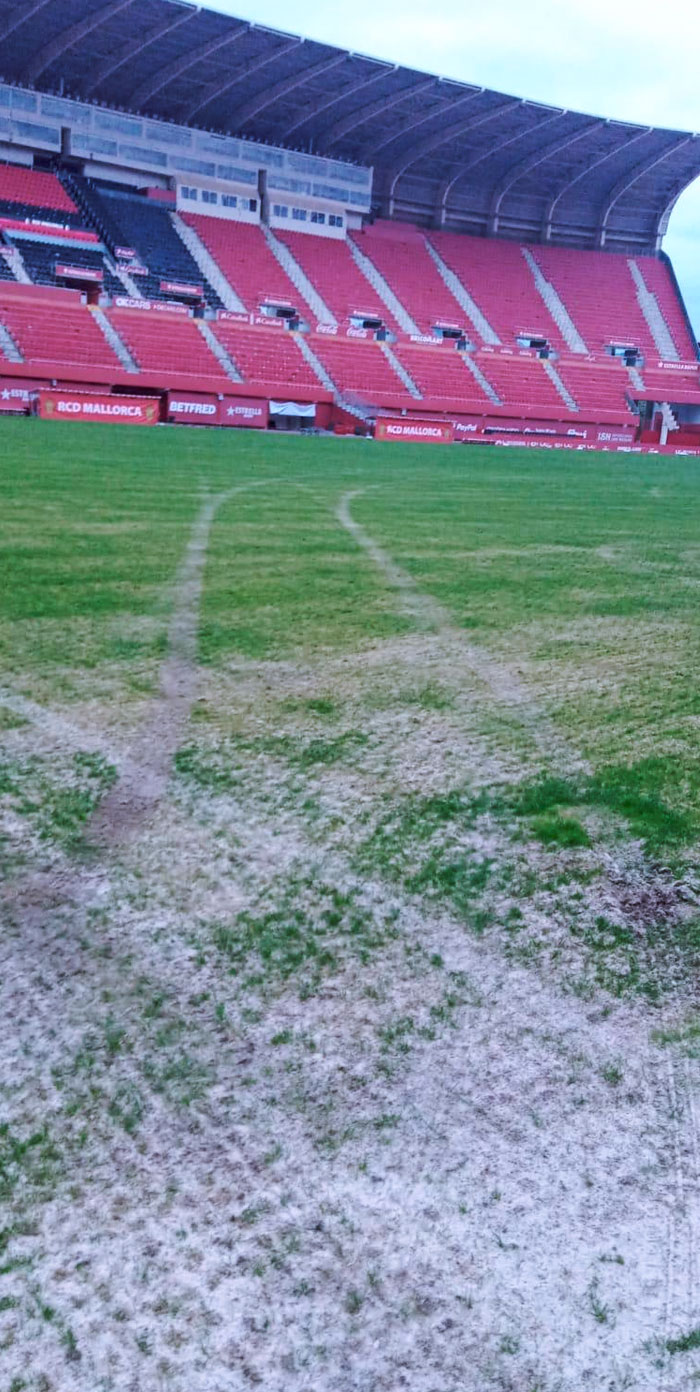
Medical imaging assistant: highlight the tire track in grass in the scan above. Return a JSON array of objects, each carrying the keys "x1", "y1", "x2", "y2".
[
  {"x1": 336, "y1": 485, "x2": 700, "y2": 1375},
  {"x1": 335, "y1": 488, "x2": 586, "y2": 771},
  {"x1": 1, "y1": 480, "x2": 279, "y2": 909}
]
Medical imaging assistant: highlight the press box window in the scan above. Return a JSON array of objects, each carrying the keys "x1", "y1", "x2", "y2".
[
  {"x1": 273, "y1": 203, "x2": 289, "y2": 217},
  {"x1": 292, "y1": 207, "x2": 307, "y2": 221},
  {"x1": 329, "y1": 214, "x2": 343, "y2": 228},
  {"x1": 222, "y1": 194, "x2": 237, "y2": 208},
  {"x1": 181, "y1": 186, "x2": 198, "y2": 201},
  {"x1": 310, "y1": 211, "x2": 326, "y2": 224},
  {"x1": 202, "y1": 189, "x2": 218, "y2": 205}
]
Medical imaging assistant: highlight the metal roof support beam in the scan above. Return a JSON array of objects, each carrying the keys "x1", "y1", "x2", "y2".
[
  {"x1": 23, "y1": 0, "x2": 135, "y2": 84},
  {"x1": 381, "y1": 98, "x2": 523, "y2": 207},
  {"x1": 436, "y1": 107, "x2": 566, "y2": 224},
  {"x1": 487, "y1": 118, "x2": 605, "y2": 233},
  {"x1": 376, "y1": 97, "x2": 521, "y2": 216},
  {"x1": 283, "y1": 63, "x2": 394, "y2": 140},
  {"x1": 227, "y1": 52, "x2": 348, "y2": 130},
  {"x1": 369, "y1": 85, "x2": 483, "y2": 158},
  {"x1": 83, "y1": 7, "x2": 196, "y2": 97},
  {"x1": 129, "y1": 25, "x2": 251, "y2": 111},
  {"x1": 0, "y1": 0, "x2": 54, "y2": 44},
  {"x1": 322, "y1": 76, "x2": 437, "y2": 147},
  {"x1": 179, "y1": 36, "x2": 304, "y2": 124},
  {"x1": 597, "y1": 137, "x2": 692, "y2": 246},
  {"x1": 541, "y1": 128, "x2": 652, "y2": 242}
]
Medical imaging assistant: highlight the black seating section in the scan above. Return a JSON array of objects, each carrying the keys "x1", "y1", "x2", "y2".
[
  {"x1": 17, "y1": 239, "x2": 121, "y2": 296},
  {"x1": 71, "y1": 179, "x2": 223, "y2": 309},
  {"x1": 0, "y1": 198, "x2": 85, "y2": 230}
]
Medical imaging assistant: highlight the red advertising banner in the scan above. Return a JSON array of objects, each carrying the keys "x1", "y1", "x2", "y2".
[
  {"x1": 55, "y1": 263, "x2": 103, "y2": 282},
  {"x1": 159, "y1": 280, "x2": 203, "y2": 299},
  {"x1": 38, "y1": 391, "x2": 159, "y2": 425},
  {"x1": 217, "y1": 310, "x2": 284, "y2": 329},
  {"x1": 219, "y1": 396, "x2": 268, "y2": 429},
  {"x1": 166, "y1": 392, "x2": 219, "y2": 423},
  {"x1": 0, "y1": 378, "x2": 43, "y2": 411},
  {"x1": 375, "y1": 417, "x2": 454, "y2": 444}
]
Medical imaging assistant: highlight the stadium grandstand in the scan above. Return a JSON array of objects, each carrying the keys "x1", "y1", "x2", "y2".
[{"x1": 1, "y1": 0, "x2": 700, "y2": 447}]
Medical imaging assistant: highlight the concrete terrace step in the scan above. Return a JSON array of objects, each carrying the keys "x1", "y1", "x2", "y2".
[
  {"x1": 424, "y1": 239, "x2": 500, "y2": 345},
  {"x1": 198, "y1": 321, "x2": 243, "y2": 382},
  {"x1": 263, "y1": 227, "x2": 336, "y2": 328},
  {"x1": 172, "y1": 213, "x2": 246, "y2": 313},
  {"x1": 91, "y1": 306, "x2": 139, "y2": 373},
  {"x1": 348, "y1": 237, "x2": 421, "y2": 337},
  {"x1": 0, "y1": 316, "x2": 24, "y2": 363},
  {"x1": 628, "y1": 259, "x2": 680, "y2": 361},
  {"x1": 522, "y1": 248, "x2": 588, "y2": 355}
]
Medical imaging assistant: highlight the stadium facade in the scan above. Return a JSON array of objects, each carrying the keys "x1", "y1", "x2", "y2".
[{"x1": 1, "y1": 0, "x2": 700, "y2": 449}]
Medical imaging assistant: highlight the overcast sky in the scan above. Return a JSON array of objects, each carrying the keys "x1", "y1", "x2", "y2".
[{"x1": 206, "y1": 0, "x2": 700, "y2": 332}]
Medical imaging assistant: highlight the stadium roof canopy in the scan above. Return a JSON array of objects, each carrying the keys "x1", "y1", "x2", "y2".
[{"x1": 1, "y1": 0, "x2": 699, "y2": 252}]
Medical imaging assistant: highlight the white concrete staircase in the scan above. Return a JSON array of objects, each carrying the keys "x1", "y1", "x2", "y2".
[
  {"x1": 348, "y1": 237, "x2": 421, "y2": 337},
  {"x1": 91, "y1": 307, "x2": 139, "y2": 373},
  {"x1": 198, "y1": 321, "x2": 243, "y2": 382},
  {"x1": 263, "y1": 227, "x2": 336, "y2": 327},
  {"x1": 172, "y1": 212, "x2": 246, "y2": 313},
  {"x1": 294, "y1": 332, "x2": 338, "y2": 391},
  {"x1": 109, "y1": 259, "x2": 144, "y2": 299},
  {"x1": 425, "y1": 239, "x2": 500, "y2": 345},
  {"x1": 628, "y1": 260, "x2": 679, "y2": 361},
  {"x1": 659, "y1": 400, "x2": 680, "y2": 443},
  {"x1": 542, "y1": 357, "x2": 578, "y2": 411},
  {"x1": 522, "y1": 248, "x2": 588, "y2": 355},
  {"x1": 627, "y1": 364, "x2": 646, "y2": 394},
  {"x1": 2, "y1": 244, "x2": 31, "y2": 285},
  {"x1": 462, "y1": 352, "x2": 501, "y2": 405},
  {"x1": 381, "y1": 341, "x2": 422, "y2": 398},
  {"x1": 0, "y1": 317, "x2": 23, "y2": 363}
]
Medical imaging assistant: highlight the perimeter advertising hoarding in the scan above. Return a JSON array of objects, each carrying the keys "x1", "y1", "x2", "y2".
[
  {"x1": 375, "y1": 418, "x2": 454, "y2": 443},
  {"x1": 166, "y1": 393, "x2": 219, "y2": 423},
  {"x1": 0, "y1": 379, "x2": 43, "y2": 412},
  {"x1": 165, "y1": 394, "x2": 268, "y2": 428},
  {"x1": 38, "y1": 391, "x2": 159, "y2": 425},
  {"x1": 220, "y1": 397, "x2": 268, "y2": 428}
]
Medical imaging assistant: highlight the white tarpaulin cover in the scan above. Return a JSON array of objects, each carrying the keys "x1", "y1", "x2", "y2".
[{"x1": 269, "y1": 400, "x2": 316, "y2": 418}]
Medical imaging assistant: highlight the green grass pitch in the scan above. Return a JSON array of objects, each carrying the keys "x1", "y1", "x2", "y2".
[{"x1": 3, "y1": 418, "x2": 700, "y2": 1390}]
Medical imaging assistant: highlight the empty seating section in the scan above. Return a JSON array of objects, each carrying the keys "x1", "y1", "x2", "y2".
[
  {"x1": 0, "y1": 186, "x2": 697, "y2": 425},
  {"x1": 108, "y1": 310, "x2": 227, "y2": 380},
  {"x1": 311, "y1": 337, "x2": 414, "y2": 401},
  {"x1": 213, "y1": 324, "x2": 319, "y2": 390},
  {"x1": 351, "y1": 223, "x2": 467, "y2": 334},
  {"x1": 428, "y1": 232, "x2": 567, "y2": 351},
  {"x1": 85, "y1": 187, "x2": 222, "y2": 308},
  {"x1": 635, "y1": 364, "x2": 700, "y2": 403},
  {"x1": 636, "y1": 257, "x2": 697, "y2": 360},
  {"x1": 0, "y1": 294, "x2": 120, "y2": 369},
  {"x1": 531, "y1": 247, "x2": 657, "y2": 357},
  {"x1": 0, "y1": 163, "x2": 80, "y2": 224},
  {"x1": 394, "y1": 345, "x2": 491, "y2": 406},
  {"x1": 475, "y1": 354, "x2": 566, "y2": 411},
  {"x1": 15, "y1": 238, "x2": 120, "y2": 295},
  {"x1": 182, "y1": 216, "x2": 303, "y2": 315},
  {"x1": 275, "y1": 230, "x2": 399, "y2": 330},
  {"x1": 554, "y1": 360, "x2": 635, "y2": 418}
]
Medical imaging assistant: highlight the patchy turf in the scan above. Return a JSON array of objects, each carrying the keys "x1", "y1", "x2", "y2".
[{"x1": 2, "y1": 420, "x2": 700, "y2": 1391}]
